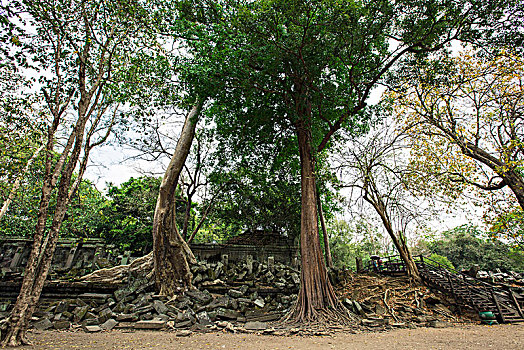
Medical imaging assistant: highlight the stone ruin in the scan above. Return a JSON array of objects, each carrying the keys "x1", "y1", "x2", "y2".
[
  {"x1": 0, "y1": 231, "x2": 299, "y2": 281},
  {"x1": 0, "y1": 233, "x2": 306, "y2": 333},
  {"x1": 0, "y1": 234, "x2": 487, "y2": 334},
  {"x1": 5, "y1": 257, "x2": 302, "y2": 334}
]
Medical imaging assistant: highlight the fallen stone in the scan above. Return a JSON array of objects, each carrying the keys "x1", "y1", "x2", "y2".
[
  {"x1": 215, "y1": 308, "x2": 240, "y2": 320},
  {"x1": 175, "y1": 320, "x2": 193, "y2": 328},
  {"x1": 53, "y1": 320, "x2": 71, "y2": 330},
  {"x1": 84, "y1": 325, "x2": 102, "y2": 333},
  {"x1": 244, "y1": 321, "x2": 267, "y2": 331},
  {"x1": 82, "y1": 318, "x2": 100, "y2": 326},
  {"x1": 254, "y1": 298, "x2": 265, "y2": 308},
  {"x1": 55, "y1": 301, "x2": 70, "y2": 314},
  {"x1": 176, "y1": 330, "x2": 192, "y2": 337},
  {"x1": 153, "y1": 300, "x2": 169, "y2": 315},
  {"x1": 116, "y1": 313, "x2": 138, "y2": 322},
  {"x1": 428, "y1": 320, "x2": 450, "y2": 328},
  {"x1": 100, "y1": 318, "x2": 118, "y2": 331},
  {"x1": 134, "y1": 319, "x2": 166, "y2": 330},
  {"x1": 156, "y1": 314, "x2": 169, "y2": 322},
  {"x1": 228, "y1": 289, "x2": 244, "y2": 298},
  {"x1": 134, "y1": 305, "x2": 154, "y2": 315},
  {"x1": 73, "y1": 305, "x2": 90, "y2": 322},
  {"x1": 97, "y1": 308, "x2": 113, "y2": 324},
  {"x1": 186, "y1": 290, "x2": 213, "y2": 305},
  {"x1": 196, "y1": 311, "x2": 212, "y2": 326},
  {"x1": 33, "y1": 318, "x2": 53, "y2": 331},
  {"x1": 113, "y1": 322, "x2": 136, "y2": 329},
  {"x1": 390, "y1": 322, "x2": 407, "y2": 327},
  {"x1": 361, "y1": 319, "x2": 381, "y2": 327},
  {"x1": 216, "y1": 321, "x2": 230, "y2": 328}
]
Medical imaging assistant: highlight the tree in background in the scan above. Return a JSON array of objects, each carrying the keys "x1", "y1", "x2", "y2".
[
  {"x1": 488, "y1": 208, "x2": 524, "y2": 252},
  {"x1": 328, "y1": 218, "x2": 391, "y2": 270},
  {"x1": 0, "y1": 55, "x2": 45, "y2": 221},
  {"x1": 392, "y1": 52, "x2": 524, "y2": 246},
  {"x1": 335, "y1": 121, "x2": 435, "y2": 282},
  {"x1": 420, "y1": 225, "x2": 524, "y2": 272},
  {"x1": 98, "y1": 177, "x2": 161, "y2": 254}
]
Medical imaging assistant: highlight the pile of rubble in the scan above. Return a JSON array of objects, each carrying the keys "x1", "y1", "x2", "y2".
[
  {"x1": 1, "y1": 259, "x2": 302, "y2": 334},
  {"x1": 474, "y1": 269, "x2": 524, "y2": 286},
  {"x1": 28, "y1": 286, "x2": 295, "y2": 334},
  {"x1": 336, "y1": 273, "x2": 473, "y2": 329},
  {"x1": 0, "y1": 260, "x2": 477, "y2": 335}
]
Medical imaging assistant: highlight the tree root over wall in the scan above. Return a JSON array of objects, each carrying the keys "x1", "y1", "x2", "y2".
[{"x1": 80, "y1": 252, "x2": 153, "y2": 284}]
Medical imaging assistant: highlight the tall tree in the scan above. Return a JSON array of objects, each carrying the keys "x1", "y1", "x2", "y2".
[
  {"x1": 336, "y1": 122, "x2": 431, "y2": 282},
  {"x1": 392, "y1": 51, "x2": 524, "y2": 247},
  {"x1": 0, "y1": 0, "x2": 150, "y2": 345},
  {"x1": 195, "y1": 0, "x2": 512, "y2": 322},
  {"x1": 152, "y1": 97, "x2": 204, "y2": 295},
  {"x1": 393, "y1": 52, "x2": 524, "y2": 209}
]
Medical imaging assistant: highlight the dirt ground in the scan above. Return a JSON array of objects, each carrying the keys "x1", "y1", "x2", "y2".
[{"x1": 11, "y1": 323, "x2": 524, "y2": 350}]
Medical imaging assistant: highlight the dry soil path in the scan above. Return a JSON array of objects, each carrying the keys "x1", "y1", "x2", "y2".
[{"x1": 12, "y1": 323, "x2": 524, "y2": 350}]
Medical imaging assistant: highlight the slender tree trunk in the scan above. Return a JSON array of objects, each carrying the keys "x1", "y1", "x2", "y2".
[
  {"x1": 1, "y1": 117, "x2": 87, "y2": 346},
  {"x1": 316, "y1": 191, "x2": 333, "y2": 269},
  {"x1": 0, "y1": 145, "x2": 44, "y2": 221},
  {"x1": 152, "y1": 98, "x2": 203, "y2": 296},
  {"x1": 365, "y1": 195, "x2": 421, "y2": 282},
  {"x1": 289, "y1": 123, "x2": 342, "y2": 322}
]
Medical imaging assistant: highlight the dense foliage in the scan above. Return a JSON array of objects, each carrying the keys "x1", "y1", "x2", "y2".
[{"x1": 420, "y1": 225, "x2": 524, "y2": 272}]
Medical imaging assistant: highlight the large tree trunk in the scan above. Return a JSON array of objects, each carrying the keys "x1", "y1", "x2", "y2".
[
  {"x1": 153, "y1": 98, "x2": 203, "y2": 296},
  {"x1": 316, "y1": 192, "x2": 333, "y2": 269},
  {"x1": 288, "y1": 123, "x2": 344, "y2": 323}
]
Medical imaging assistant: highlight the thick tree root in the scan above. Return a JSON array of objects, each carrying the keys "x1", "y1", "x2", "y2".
[
  {"x1": 280, "y1": 301, "x2": 359, "y2": 328},
  {"x1": 0, "y1": 321, "x2": 32, "y2": 347},
  {"x1": 80, "y1": 252, "x2": 153, "y2": 284}
]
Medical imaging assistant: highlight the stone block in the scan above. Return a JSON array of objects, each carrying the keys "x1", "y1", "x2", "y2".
[
  {"x1": 134, "y1": 319, "x2": 166, "y2": 330},
  {"x1": 244, "y1": 321, "x2": 267, "y2": 330},
  {"x1": 215, "y1": 308, "x2": 239, "y2": 320},
  {"x1": 84, "y1": 325, "x2": 102, "y2": 333},
  {"x1": 100, "y1": 318, "x2": 118, "y2": 330},
  {"x1": 228, "y1": 289, "x2": 243, "y2": 298},
  {"x1": 73, "y1": 305, "x2": 90, "y2": 322},
  {"x1": 254, "y1": 298, "x2": 265, "y2": 308},
  {"x1": 53, "y1": 320, "x2": 71, "y2": 330},
  {"x1": 153, "y1": 300, "x2": 169, "y2": 315},
  {"x1": 33, "y1": 318, "x2": 53, "y2": 330},
  {"x1": 55, "y1": 300, "x2": 70, "y2": 314}
]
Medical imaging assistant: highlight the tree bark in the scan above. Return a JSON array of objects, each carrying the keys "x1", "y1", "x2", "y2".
[
  {"x1": 289, "y1": 122, "x2": 342, "y2": 322},
  {"x1": 316, "y1": 191, "x2": 333, "y2": 269},
  {"x1": 152, "y1": 98, "x2": 203, "y2": 296}
]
